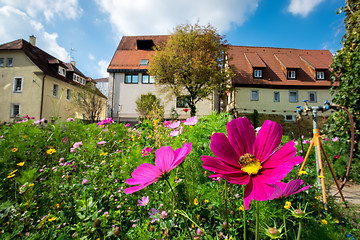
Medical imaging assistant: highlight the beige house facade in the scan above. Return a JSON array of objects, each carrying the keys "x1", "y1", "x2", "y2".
[
  {"x1": 0, "y1": 37, "x2": 106, "y2": 123},
  {"x1": 107, "y1": 36, "x2": 215, "y2": 122}
]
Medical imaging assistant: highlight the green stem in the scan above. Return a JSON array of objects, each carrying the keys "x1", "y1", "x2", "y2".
[
  {"x1": 297, "y1": 220, "x2": 302, "y2": 240},
  {"x1": 255, "y1": 201, "x2": 260, "y2": 240},
  {"x1": 243, "y1": 186, "x2": 246, "y2": 240},
  {"x1": 165, "y1": 179, "x2": 175, "y2": 218},
  {"x1": 224, "y1": 181, "x2": 229, "y2": 237},
  {"x1": 283, "y1": 213, "x2": 288, "y2": 240},
  {"x1": 181, "y1": 164, "x2": 191, "y2": 205}
]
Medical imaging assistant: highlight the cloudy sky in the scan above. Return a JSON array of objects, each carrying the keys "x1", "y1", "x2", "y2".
[{"x1": 0, "y1": 0, "x2": 344, "y2": 79}]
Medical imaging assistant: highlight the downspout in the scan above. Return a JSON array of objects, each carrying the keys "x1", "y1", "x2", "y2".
[
  {"x1": 40, "y1": 74, "x2": 46, "y2": 119},
  {"x1": 111, "y1": 72, "x2": 115, "y2": 119}
]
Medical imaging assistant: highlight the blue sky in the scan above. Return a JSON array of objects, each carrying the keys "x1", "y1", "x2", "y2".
[{"x1": 0, "y1": 0, "x2": 345, "y2": 79}]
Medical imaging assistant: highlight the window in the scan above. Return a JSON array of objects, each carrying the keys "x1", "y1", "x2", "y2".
[
  {"x1": 125, "y1": 74, "x2": 139, "y2": 84},
  {"x1": 58, "y1": 66, "x2": 66, "y2": 77},
  {"x1": 10, "y1": 104, "x2": 20, "y2": 117},
  {"x1": 0, "y1": 58, "x2": 4, "y2": 67},
  {"x1": 308, "y1": 91, "x2": 317, "y2": 103},
  {"x1": 250, "y1": 90, "x2": 259, "y2": 101},
  {"x1": 53, "y1": 84, "x2": 59, "y2": 98},
  {"x1": 142, "y1": 74, "x2": 155, "y2": 84},
  {"x1": 316, "y1": 71, "x2": 325, "y2": 80},
  {"x1": 274, "y1": 91, "x2": 280, "y2": 102},
  {"x1": 13, "y1": 77, "x2": 23, "y2": 93},
  {"x1": 140, "y1": 59, "x2": 149, "y2": 66},
  {"x1": 287, "y1": 70, "x2": 296, "y2": 79},
  {"x1": 289, "y1": 90, "x2": 298, "y2": 102},
  {"x1": 66, "y1": 89, "x2": 71, "y2": 101},
  {"x1": 6, "y1": 58, "x2": 13, "y2": 67},
  {"x1": 176, "y1": 96, "x2": 190, "y2": 108},
  {"x1": 253, "y1": 69, "x2": 263, "y2": 79},
  {"x1": 284, "y1": 115, "x2": 295, "y2": 122}
]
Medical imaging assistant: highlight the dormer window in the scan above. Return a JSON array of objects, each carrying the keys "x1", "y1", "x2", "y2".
[
  {"x1": 316, "y1": 71, "x2": 325, "y2": 80},
  {"x1": 287, "y1": 70, "x2": 296, "y2": 80},
  {"x1": 58, "y1": 66, "x2": 66, "y2": 77},
  {"x1": 140, "y1": 59, "x2": 149, "y2": 66},
  {"x1": 253, "y1": 69, "x2": 263, "y2": 79}
]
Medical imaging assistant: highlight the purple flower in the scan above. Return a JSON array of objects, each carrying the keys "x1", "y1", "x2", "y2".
[
  {"x1": 137, "y1": 196, "x2": 149, "y2": 206},
  {"x1": 332, "y1": 136, "x2": 339, "y2": 142},
  {"x1": 170, "y1": 126, "x2": 183, "y2": 137},
  {"x1": 82, "y1": 179, "x2": 88, "y2": 185},
  {"x1": 160, "y1": 211, "x2": 167, "y2": 219},
  {"x1": 67, "y1": 118, "x2": 75, "y2": 122},
  {"x1": 141, "y1": 147, "x2": 153, "y2": 157},
  {"x1": 124, "y1": 142, "x2": 192, "y2": 194},
  {"x1": 302, "y1": 139, "x2": 309, "y2": 144},
  {"x1": 269, "y1": 179, "x2": 310, "y2": 200},
  {"x1": 148, "y1": 208, "x2": 160, "y2": 223},
  {"x1": 97, "y1": 141, "x2": 106, "y2": 145},
  {"x1": 184, "y1": 116, "x2": 198, "y2": 125},
  {"x1": 97, "y1": 117, "x2": 114, "y2": 126},
  {"x1": 167, "y1": 121, "x2": 180, "y2": 129}
]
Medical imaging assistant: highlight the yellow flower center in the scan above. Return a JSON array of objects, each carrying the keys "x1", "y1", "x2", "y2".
[{"x1": 239, "y1": 153, "x2": 262, "y2": 175}]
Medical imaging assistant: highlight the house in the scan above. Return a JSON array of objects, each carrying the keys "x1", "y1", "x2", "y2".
[
  {"x1": 227, "y1": 46, "x2": 335, "y2": 123},
  {"x1": 94, "y1": 77, "x2": 109, "y2": 98},
  {"x1": 0, "y1": 36, "x2": 106, "y2": 123},
  {"x1": 107, "y1": 35, "x2": 217, "y2": 122}
]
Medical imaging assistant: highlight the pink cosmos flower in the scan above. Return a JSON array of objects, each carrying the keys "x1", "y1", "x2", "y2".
[
  {"x1": 66, "y1": 118, "x2": 75, "y2": 122},
  {"x1": 81, "y1": 179, "x2": 88, "y2": 185},
  {"x1": 141, "y1": 147, "x2": 153, "y2": 157},
  {"x1": 332, "y1": 136, "x2": 339, "y2": 142},
  {"x1": 269, "y1": 179, "x2": 310, "y2": 200},
  {"x1": 97, "y1": 140, "x2": 107, "y2": 145},
  {"x1": 167, "y1": 121, "x2": 180, "y2": 129},
  {"x1": 302, "y1": 139, "x2": 309, "y2": 144},
  {"x1": 124, "y1": 142, "x2": 192, "y2": 194},
  {"x1": 148, "y1": 208, "x2": 160, "y2": 223},
  {"x1": 334, "y1": 155, "x2": 340, "y2": 159},
  {"x1": 201, "y1": 117, "x2": 303, "y2": 209},
  {"x1": 170, "y1": 126, "x2": 183, "y2": 137},
  {"x1": 137, "y1": 196, "x2": 149, "y2": 206},
  {"x1": 184, "y1": 116, "x2": 198, "y2": 126}
]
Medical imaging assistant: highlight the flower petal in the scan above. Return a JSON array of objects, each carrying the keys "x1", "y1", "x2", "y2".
[
  {"x1": 202, "y1": 155, "x2": 243, "y2": 175},
  {"x1": 210, "y1": 133, "x2": 240, "y2": 168},
  {"x1": 155, "y1": 146, "x2": 175, "y2": 172},
  {"x1": 227, "y1": 117, "x2": 255, "y2": 157},
  {"x1": 254, "y1": 120, "x2": 282, "y2": 162},
  {"x1": 170, "y1": 142, "x2": 192, "y2": 169},
  {"x1": 124, "y1": 181, "x2": 154, "y2": 194},
  {"x1": 262, "y1": 140, "x2": 299, "y2": 168}
]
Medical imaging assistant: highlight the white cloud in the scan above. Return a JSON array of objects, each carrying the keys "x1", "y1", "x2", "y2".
[
  {"x1": 94, "y1": 0, "x2": 259, "y2": 37},
  {"x1": 0, "y1": 5, "x2": 69, "y2": 62},
  {"x1": 89, "y1": 53, "x2": 95, "y2": 60},
  {"x1": 0, "y1": 0, "x2": 82, "y2": 22},
  {"x1": 288, "y1": 0, "x2": 324, "y2": 17},
  {"x1": 97, "y1": 60, "x2": 109, "y2": 78}
]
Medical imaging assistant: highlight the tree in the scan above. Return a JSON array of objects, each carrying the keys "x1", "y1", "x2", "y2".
[
  {"x1": 135, "y1": 93, "x2": 163, "y2": 119},
  {"x1": 77, "y1": 83, "x2": 105, "y2": 123},
  {"x1": 148, "y1": 23, "x2": 234, "y2": 117},
  {"x1": 329, "y1": 0, "x2": 360, "y2": 154}
]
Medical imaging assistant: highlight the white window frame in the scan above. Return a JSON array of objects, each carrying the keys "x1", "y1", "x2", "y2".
[
  {"x1": 66, "y1": 88, "x2": 71, "y2": 101},
  {"x1": 250, "y1": 90, "x2": 259, "y2": 101},
  {"x1": 10, "y1": 103, "x2": 20, "y2": 118},
  {"x1": 308, "y1": 91, "x2": 317, "y2": 103},
  {"x1": 253, "y1": 69, "x2": 262, "y2": 79},
  {"x1": 289, "y1": 90, "x2": 298, "y2": 102},
  {"x1": 53, "y1": 83, "x2": 59, "y2": 98},
  {"x1": 274, "y1": 91, "x2": 280, "y2": 102},
  {"x1": 125, "y1": 74, "x2": 139, "y2": 84},
  {"x1": 284, "y1": 114, "x2": 295, "y2": 122},
  {"x1": 287, "y1": 70, "x2": 296, "y2": 79},
  {"x1": 13, "y1": 77, "x2": 23, "y2": 93},
  {"x1": 6, "y1": 58, "x2": 13, "y2": 67},
  {"x1": 316, "y1": 71, "x2": 325, "y2": 80},
  {"x1": 58, "y1": 66, "x2": 66, "y2": 77},
  {"x1": 0, "y1": 58, "x2": 4, "y2": 67}
]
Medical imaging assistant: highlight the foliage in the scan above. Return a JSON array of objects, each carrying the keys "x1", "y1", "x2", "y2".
[
  {"x1": 329, "y1": 1, "x2": 360, "y2": 156},
  {"x1": 0, "y1": 114, "x2": 358, "y2": 239},
  {"x1": 148, "y1": 23, "x2": 234, "y2": 117},
  {"x1": 77, "y1": 83, "x2": 105, "y2": 123},
  {"x1": 135, "y1": 93, "x2": 163, "y2": 119}
]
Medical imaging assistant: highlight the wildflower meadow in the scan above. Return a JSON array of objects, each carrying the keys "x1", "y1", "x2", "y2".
[{"x1": 0, "y1": 113, "x2": 358, "y2": 239}]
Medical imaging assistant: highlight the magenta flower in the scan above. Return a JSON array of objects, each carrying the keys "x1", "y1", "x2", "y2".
[
  {"x1": 334, "y1": 155, "x2": 340, "y2": 159},
  {"x1": 81, "y1": 179, "x2": 88, "y2": 185},
  {"x1": 137, "y1": 196, "x2": 149, "y2": 206},
  {"x1": 97, "y1": 140, "x2": 107, "y2": 145},
  {"x1": 167, "y1": 121, "x2": 180, "y2": 129},
  {"x1": 141, "y1": 147, "x2": 153, "y2": 157},
  {"x1": 184, "y1": 116, "x2": 198, "y2": 126},
  {"x1": 124, "y1": 142, "x2": 192, "y2": 194},
  {"x1": 269, "y1": 179, "x2": 310, "y2": 200},
  {"x1": 66, "y1": 118, "x2": 75, "y2": 122},
  {"x1": 302, "y1": 139, "x2": 309, "y2": 144},
  {"x1": 202, "y1": 117, "x2": 303, "y2": 209},
  {"x1": 332, "y1": 136, "x2": 339, "y2": 142}
]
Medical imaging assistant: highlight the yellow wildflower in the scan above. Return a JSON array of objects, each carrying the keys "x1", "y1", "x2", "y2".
[
  {"x1": 47, "y1": 216, "x2": 56, "y2": 222},
  {"x1": 9, "y1": 169, "x2": 18, "y2": 175},
  {"x1": 110, "y1": 164, "x2": 113, "y2": 168},
  {"x1": 46, "y1": 148, "x2": 56, "y2": 155},
  {"x1": 239, "y1": 205, "x2": 245, "y2": 211},
  {"x1": 28, "y1": 183, "x2": 34, "y2": 187},
  {"x1": 17, "y1": 162, "x2": 25, "y2": 166},
  {"x1": 7, "y1": 174, "x2": 15, "y2": 179},
  {"x1": 204, "y1": 200, "x2": 209, "y2": 204},
  {"x1": 11, "y1": 148, "x2": 18, "y2": 152},
  {"x1": 318, "y1": 175, "x2": 324, "y2": 179},
  {"x1": 334, "y1": 219, "x2": 339, "y2": 224},
  {"x1": 284, "y1": 201, "x2": 291, "y2": 209},
  {"x1": 194, "y1": 198, "x2": 199, "y2": 206},
  {"x1": 321, "y1": 219, "x2": 327, "y2": 225},
  {"x1": 196, "y1": 215, "x2": 200, "y2": 220},
  {"x1": 315, "y1": 196, "x2": 320, "y2": 200},
  {"x1": 191, "y1": 223, "x2": 195, "y2": 228},
  {"x1": 99, "y1": 138, "x2": 102, "y2": 140},
  {"x1": 23, "y1": 135, "x2": 27, "y2": 138},
  {"x1": 299, "y1": 171, "x2": 308, "y2": 175}
]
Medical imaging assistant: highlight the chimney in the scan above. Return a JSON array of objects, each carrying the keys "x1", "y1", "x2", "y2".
[
  {"x1": 29, "y1": 35, "x2": 36, "y2": 46},
  {"x1": 71, "y1": 61, "x2": 76, "y2": 67}
]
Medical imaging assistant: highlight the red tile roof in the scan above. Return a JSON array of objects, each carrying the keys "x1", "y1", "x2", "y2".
[{"x1": 229, "y1": 46, "x2": 334, "y2": 88}]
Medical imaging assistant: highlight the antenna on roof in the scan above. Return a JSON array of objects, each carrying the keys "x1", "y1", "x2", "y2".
[{"x1": 70, "y1": 47, "x2": 76, "y2": 62}]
